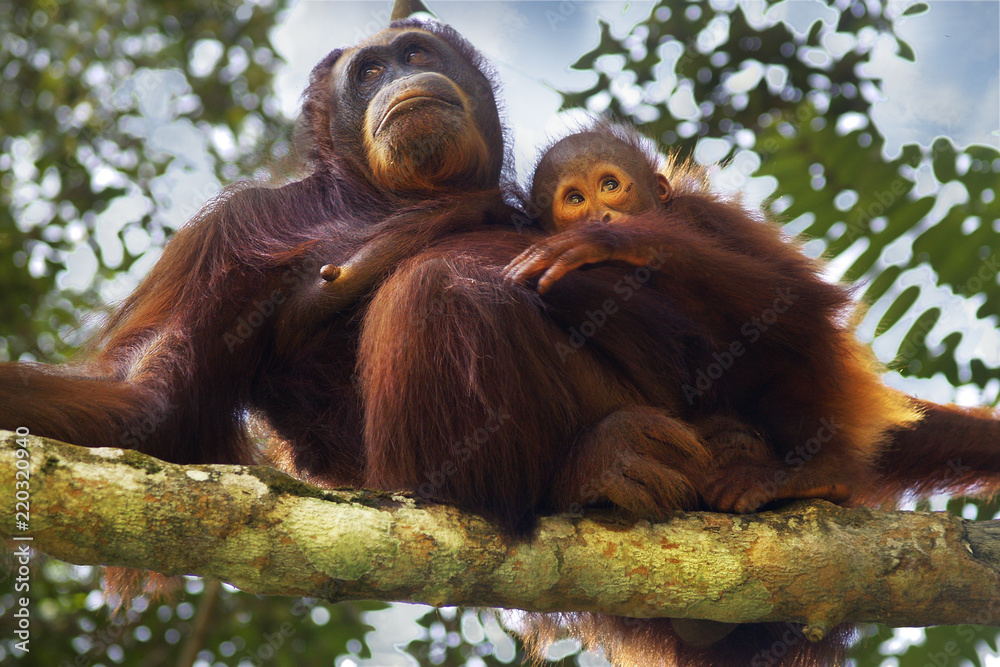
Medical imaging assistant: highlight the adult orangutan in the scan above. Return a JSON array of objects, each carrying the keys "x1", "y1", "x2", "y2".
[
  {"x1": 0, "y1": 18, "x2": 515, "y2": 481},
  {"x1": 1, "y1": 18, "x2": 998, "y2": 667}
]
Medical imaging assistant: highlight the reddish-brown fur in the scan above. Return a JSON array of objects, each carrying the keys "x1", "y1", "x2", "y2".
[
  {"x1": 1, "y1": 20, "x2": 998, "y2": 667},
  {"x1": 510, "y1": 128, "x2": 917, "y2": 515}
]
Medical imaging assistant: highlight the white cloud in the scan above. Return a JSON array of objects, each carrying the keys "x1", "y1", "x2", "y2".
[{"x1": 866, "y1": 1, "x2": 1000, "y2": 153}]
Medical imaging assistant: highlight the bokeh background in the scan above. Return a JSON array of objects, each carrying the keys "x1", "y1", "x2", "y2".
[{"x1": 1, "y1": 0, "x2": 999, "y2": 665}]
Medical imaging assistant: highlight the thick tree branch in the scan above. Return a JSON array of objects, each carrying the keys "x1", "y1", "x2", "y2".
[{"x1": 3, "y1": 429, "x2": 1000, "y2": 635}]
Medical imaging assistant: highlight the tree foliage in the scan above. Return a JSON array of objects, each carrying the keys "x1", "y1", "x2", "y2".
[
  {"x1": 0, "y1": 0, "x2": 291, "y2": 362},
  {"x1": 1, "y1": 1, "x2": 998, "y2": 665}
]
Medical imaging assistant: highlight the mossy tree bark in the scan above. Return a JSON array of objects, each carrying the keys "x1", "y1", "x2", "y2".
[{"x1": 3, "y1": 429, "x2": 1000, "y2": 636}]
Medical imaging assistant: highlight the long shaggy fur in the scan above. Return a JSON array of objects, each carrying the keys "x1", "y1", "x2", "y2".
[{"x1": 1, "y1": 24, "x2": 997, "y2": 667}]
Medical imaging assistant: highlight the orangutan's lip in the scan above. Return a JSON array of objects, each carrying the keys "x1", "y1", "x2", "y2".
[{"x1": 377, "y1": 91, "x2": 461, "y2": 135}]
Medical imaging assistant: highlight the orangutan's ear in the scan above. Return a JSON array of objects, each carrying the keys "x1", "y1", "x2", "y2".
[{"x1": 656, "y1": 173, "x2": 672, "y2": 203}]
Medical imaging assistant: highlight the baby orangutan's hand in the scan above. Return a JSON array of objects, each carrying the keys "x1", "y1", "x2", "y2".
[{"x1": 504, "y1": 222, "x2": 658, "y2": 294}]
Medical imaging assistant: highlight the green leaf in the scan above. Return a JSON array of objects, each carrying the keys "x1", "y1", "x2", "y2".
[
  {"x1": 875, "y1": 285, "x2": 921, "y2": 336},
  {"x1": 902, "y1": 2, "x2": 930, "y2": 17},
  {"x1": 897, "y1": 39, "x2": 916, "y2": 62},
  {"x1": 931, "y1": 137, "x2": 958, "y2": 182}
]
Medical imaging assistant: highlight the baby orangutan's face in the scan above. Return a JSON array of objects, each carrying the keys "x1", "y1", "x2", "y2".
[{"x1": 548, "y1": 160, "x2": 671, "y2": 229}]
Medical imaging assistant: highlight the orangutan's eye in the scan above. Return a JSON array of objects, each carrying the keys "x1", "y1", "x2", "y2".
[
  {"x1": 359, "y1": 62, "x2": 384, "y2": 83},
  {"x1": 405, "y1": 47, "x2": 435, "y2": 66}
]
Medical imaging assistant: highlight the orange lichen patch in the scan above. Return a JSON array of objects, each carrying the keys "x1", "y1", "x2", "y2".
[
  {"x1": 251, "y1": 555, "x2": 272, "y2": 570},
  {"x1": 394, "y1": 524, "x2": 438, "y2": 559}
]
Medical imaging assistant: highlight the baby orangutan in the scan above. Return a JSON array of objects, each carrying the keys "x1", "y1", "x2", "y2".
[
  {"x1": 507, "y1": 123, "x2": 855, "y2": 512},
  {"x1": 507, "y1": 124, "x2": 678, "y2": 292},
  {"x1": 531, "y1": 125, "x2": 673, "y2": 230}
]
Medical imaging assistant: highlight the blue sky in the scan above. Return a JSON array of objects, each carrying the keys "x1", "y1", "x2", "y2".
[{"x1": 868, "y1": 0, "x2": 1000, "y2": 153}]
